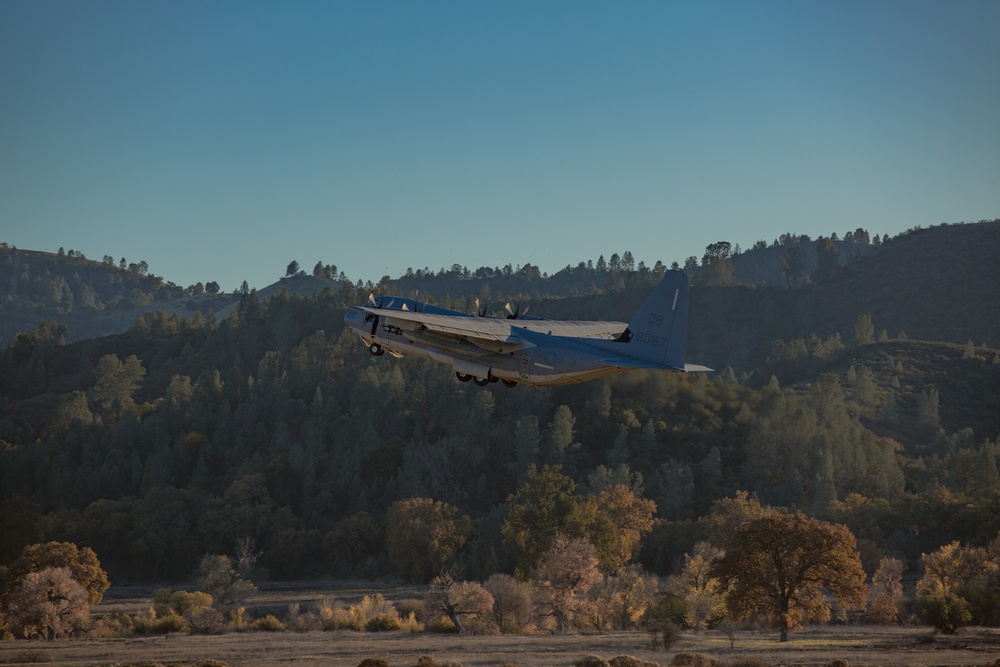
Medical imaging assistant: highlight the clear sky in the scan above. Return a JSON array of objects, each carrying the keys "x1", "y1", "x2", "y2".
[{"x1": 2, "y1": 1, "x2": 998, "y2": 292}]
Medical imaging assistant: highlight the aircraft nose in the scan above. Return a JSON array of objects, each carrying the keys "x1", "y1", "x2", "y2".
[{"x1": 344, "y1": 310, "x2": 362, "y2": 331}]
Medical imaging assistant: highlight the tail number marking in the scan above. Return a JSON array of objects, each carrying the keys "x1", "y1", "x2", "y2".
[{"x1": 635, "y1": 331, "x2": 667, "y2": 347}]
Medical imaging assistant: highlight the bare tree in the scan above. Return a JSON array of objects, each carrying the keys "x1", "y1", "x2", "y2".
[
  {"x1": 195, "y1": 554, "x2": 256, "y2": 607},
  {"x1": 423, "y1": 573, "x2": 495, "y2": 634},
  {"x1": 869, "y1": 557, "x2": 904, "y2": 624},
  {"x1": 534, "y1": 535, "x2": 601, "y2": 634},
  {"x1": 483, "y1": 573, "x2": 533, "y2": 633}
]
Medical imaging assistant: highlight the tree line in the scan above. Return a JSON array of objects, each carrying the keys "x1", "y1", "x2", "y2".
[
  {"x1": 3, "y1": 492, "x2": 997, "y2": 640},
  {"x1": 1, "y1": 284, "x2": 997, "y2": 585}
]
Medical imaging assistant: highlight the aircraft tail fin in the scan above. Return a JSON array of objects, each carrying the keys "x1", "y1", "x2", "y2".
[{"x1": 616, "y1": 270, "x2": 696, "y2": 371}]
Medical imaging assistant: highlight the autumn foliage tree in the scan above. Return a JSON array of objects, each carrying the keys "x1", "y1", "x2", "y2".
[
  {"x1": 589, "y1": 483, "x2": 656, "y2": 574},
  {"x1": 586, "y1": 563, "x2": 659, "y2": 630},
  {"x1": 534, "y1": 535, "x2": 602, "y2": 634},
  {"x1": 502, "y1": 467, "x2": 656, "y2": 578},
  {"x1": 665, "y1": 541, "x2": 728, "y2": 631},
  {"x1": 868, "y1": 557, "x2": 904, "y2": 624},
  {"x1": 2, "y1": 542, "x2": 109, "y2": 606},
  {"x1": 3, "y1": 567, "x2": 91, "y2": 639},
  {"x1": 710, "y1": 512, "x2": 867, "y2": 642},
  {"x1": 916, "y1": 540, "x2": 998, "y2": 632},
  {"x1": 385, "y1": 498, "x2": 471, "y2": 582}
]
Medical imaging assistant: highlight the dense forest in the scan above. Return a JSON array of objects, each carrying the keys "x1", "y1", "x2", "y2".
[{"x1": 1, "y1": 221, "x2": 999, "y2": 593}]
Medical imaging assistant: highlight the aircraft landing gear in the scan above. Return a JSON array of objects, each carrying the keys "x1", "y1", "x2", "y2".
[
  {"x1": 501, "y1": 379, "x2": 518, "y2": 388},
  {"x1": 455, "y1": 372, "x2": 472, "y2": 382},
  {"x1": 473, "y1": 376, "x2": 491, "y2": 386},
  {"x1": 369, "y1": 343, "x2": 384, "y2": 356}
]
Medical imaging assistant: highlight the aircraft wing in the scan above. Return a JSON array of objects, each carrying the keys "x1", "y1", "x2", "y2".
[
  {"x1": 352, "y1": 305, "x2": 626, "y2": 348},
  {"x1": 515, "y1": 319, "x2": 627, "y2": 339},
  {"x1": 596, "y1": 357, "x2": 714, "y2": 373},
  {"x1": 351, "y1": 306, "x2": 524, "y2": 344}
]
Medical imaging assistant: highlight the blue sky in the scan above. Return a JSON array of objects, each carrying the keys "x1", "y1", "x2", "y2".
[{"x1": 2, "y1": 1, "x2": 998, "y2": 292}]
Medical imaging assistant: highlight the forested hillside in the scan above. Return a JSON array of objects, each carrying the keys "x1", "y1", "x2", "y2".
[
  {"x1": 2, "y1": 219, "x2": 999, "y2": 590},
  {"x1": 0, "y1": 245, "x2": 235, "y2": 344}
]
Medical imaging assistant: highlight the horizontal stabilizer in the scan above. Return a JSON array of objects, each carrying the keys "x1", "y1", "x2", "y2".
[{"x1": 684, "y1": 363, "x2": 713, "y2": 372}]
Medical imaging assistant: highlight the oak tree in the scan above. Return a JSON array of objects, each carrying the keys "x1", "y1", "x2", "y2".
[
  {"x1": 710, "y1": 512, "x2": 867, "y2": 641},
  {"x1": 385, "y1": 498, "x2": 471, "y2": 582},
  {"x1": 3, "y1": 542, "x2": 110, "y2": 606},
  {"x1": 590, "y1": 483, "x2": 656, "y2": 574},
  {"x1": 4, "y1": 567, "x2": 91, "y2": 639}
]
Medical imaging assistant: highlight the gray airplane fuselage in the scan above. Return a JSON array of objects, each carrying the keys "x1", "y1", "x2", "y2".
[
  {"x1": 343, "y1": 270, "x2": 710, "y2": 387},
  {"x1": 344, "y1": 306, "x2": 627, "y2": 386}
]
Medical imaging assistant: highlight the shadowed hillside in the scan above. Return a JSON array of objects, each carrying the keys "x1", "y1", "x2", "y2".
[{"x1": 0, "y1": 246, "x2": 235, "y2": 343}]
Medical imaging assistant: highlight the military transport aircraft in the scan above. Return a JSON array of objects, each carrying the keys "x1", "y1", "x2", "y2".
[{"x1": 344, "y1": 269, "x2": 711, "y2": 387}]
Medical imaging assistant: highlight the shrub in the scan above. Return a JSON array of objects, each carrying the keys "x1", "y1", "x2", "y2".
[
  {"x1": 398, "y1": 611, "x2": 424, "y2": 633},
  {"x1": 921, "y1": 590, "x2": 971, "y2": 634},
  {"x1": 147, "y1": 613, "x2": 187, "y2": 635},
  {"x1": 669, "y1": 655, "x2": 714, "y2": 667},
  {"x1": 324, "y1": 594, "x2": 403, "y2": 631},
  {"x1": 574, "y1": 656, "x2": 610, "y2": 667},
  {"x1": 425, "y1": 616, "x2": 458, "y2": 633},
  {"x1": 413, "y1": 659, "x2": 464, "y2": 667},
  {"x1": 230, "y1": 607, "x2": 246, "y2": 633},
  {"x1": 357, "y1": 660, "x2": 390, "y2": 667},
  {"x1": 251, "y1": 614, "x2": 285, "y2": 632},
  {"x1": 355, "y1": 594, "x2": 397, "y2": 621},
  {"x1": 187, "y1": 607, "x2": 228, "y2": 635},
  {"x1": 665, "y1": 623, "x2": 683, "y2": 650},
  {"x1": 152, "y1": 587, "x2": 173, "y2": 617},
  {"x1": 91, "y1": 608, "x2": 134, "y2": 638},
  {"x1": 397, "y1": 598, "x2": 422, "y2": 618},
  {"x1": 643, "y1": 595, "x2": 686, "y2": 626},
  {"x1": 365, "y1": 615, "x2": 401, "y2": 632},
  {"x1": 609, "y1": 657, "x2": 644, "y2": 667},
  {"x1": 286, "y1": 603, "x2": 321, "y2": 632},
  {"x1": 152, "y1": 588, "x2": 213, "y2": 618},
  {"x1": 316, "y1": 598, "x2": 340, "y2": 630}
]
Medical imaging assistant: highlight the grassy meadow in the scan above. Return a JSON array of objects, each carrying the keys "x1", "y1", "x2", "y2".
[{"x1": 2, "y1": 583, "x2": 1000, "y2": 667}]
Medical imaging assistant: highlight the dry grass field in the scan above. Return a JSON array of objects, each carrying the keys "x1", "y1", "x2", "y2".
[
  {"x1": 2, "y1": 583, "x2": 1000, "y2": 667},
  {"x1": 3, "y1": 625, "x2": 1000, "y2": 667}
]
